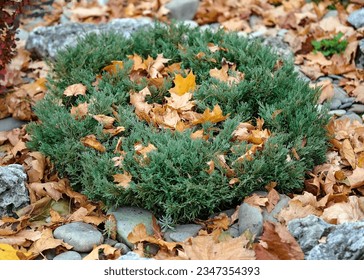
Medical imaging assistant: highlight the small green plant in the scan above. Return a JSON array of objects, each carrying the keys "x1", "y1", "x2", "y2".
[
  {"x1": 27, "y1": 24, "x2": 329, "y2": 224},
  {"x1": 311, "y1": 32, "x2": 348, "y2": 57}
]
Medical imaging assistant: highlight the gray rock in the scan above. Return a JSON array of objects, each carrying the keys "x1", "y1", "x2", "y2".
[
  {"x1": 238, "y1": 203, "x2": 263, "y2": 238},
  {"x1": 333, "y1": 85, "x2": 349, "y2": 101},
  {"x1": 307, "y1": 220, "x2": 364, "y2": 260},
  {"x1": 227, "y1": 223, "x2": 240, "y2": 238},
  {"x1": 53, "y1": 222, "x2": 104, "y2": 252},
  {"x1": 328, "y1": 109, "x2": 346, "y2": 117},
  {"x1": 349, "y1": 104, "x2": 364, "y2": 114},
  {"x1": 0, "y1": 117, "x2": 27, "y2": 132},
  {"x1": 104, "y1": 238, "x2": 118, "y2": 246},
  {"x1": 356, "y1": 39, "x2": 364, "y2": 69},
  {"x1": 347, "y1": 8, "x2": 364, "y2": 29},
  {"x1": 329, "y1": 98, "x2": 341, "y2": 110},
  {"x1": 339, "y1": 101, "x2": 354, "y2": 109},
  {"x1": 164, "y1": 224, "x2": 202, "y2": 242},
  {"x1": 0, "y1": 164, "x2": 29, "y2": 217},
  {"x1": 25, "y1": 18, "x2": 153, "y2": 60},
  {"x1": 114, "y1": 243, "x2": 131, "y2": 255},
  {"x1": 338, "y1": 112, "x2": 363, "y2": 124},
  {"x1": 53, "y1": 251, "x2": 82, "y2": 260},
  {"x1": 287, "y1": 215, "x2": 334, "y2": 256},
  {"x1": 262, "y1": 194, "x2": 290, "y2": 224},
  {"x1": 165, "y1": 0, "x2": 200, "y2": 21},
  {"x1": 108, "y1": 207, "x2": 154, "y2": 248},
  {"x1": 118, "y1": 251, "x2": 151, "y2": 260}
]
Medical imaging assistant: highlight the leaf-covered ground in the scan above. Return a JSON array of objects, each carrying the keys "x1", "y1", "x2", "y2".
[{"x1": 1, "y1": 0, "x2": 364, "y2": 260}]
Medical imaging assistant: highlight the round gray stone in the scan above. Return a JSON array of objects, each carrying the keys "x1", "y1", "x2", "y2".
[
  {"x1": 329, "y1": 98, "x2": 341, "y2": 110},
  {"x1": 227, "y1": 223, "x2": 240, "y2": 238},
  {"x1": 348, "y1": 8, "x2": 364, "y2": 29},
  {"x1": 114, "y1": 243, "x2": 131, "y2": 255},
  {"x1": 238, "y1": 203, "x2": 263, "y2": 238},
  {"x1": 339, "y1": 101, "x2": 354, "y2": 109},
  {"x1": 333, "y1": 85, "x2": 349, "y2": 102},
  {"x1": 53, "y1": 251, "x2": 82, "y2": 260},
  {"x1": 107, "y1": 207, "x2": 154, "y2": 248},
  {"x1": 53, "y1": 222, "x2": 104, "y2": 253},
  {"x1": 164, "y1": 224, "x2": 202, "y2": 242}
]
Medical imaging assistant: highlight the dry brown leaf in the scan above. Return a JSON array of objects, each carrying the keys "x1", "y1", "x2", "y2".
[
  {"x1": 92, "y1": 114, "x2": 115, "y2": 129},
  {"x1": 277, "y1": 199, "x2": 322, "y2": 224},
  {"x1": 113, "y1": 172, "x2": 132, "y2": 189},
  {"x1": 28, "y1": 182, "x2": 64, "y2": 201},
  {"x1": 28, "y1": 228, "x2": 72, "y2": 255},
  {"x1": 81, "y1": 134, "x2": 106, "y2": 152},
  {"x1": 341, "y1": 139, "x2": 356, "y2": 169},
  {"x1": 0, "y1": 229, "x2": 41, "y2": 246},
  {"x1": 63, "y1": 84, "x2": 87, "y2": 97},
  {"x1": 179, "y1": 234, "x2": 255, "y2": 260},
  {"x1": 347, "y1": 167, "x2": 364, "y2": 188},
  {"x1": 244, "y1": 193, "x2": 268, "y2": 209},
  {"x1": 254, "y1": 221, "x2": 304, "y2": 260},
  {"x1": 321, "y1": 196, "x2": 364, "y2": 224},
  {"x1": 266, "y1": 188, "x2": 280, "y2": 213},
  {"x1": 83, "y1": 244, "x2": 120, "y2": 260},
  {"x1": 0, "y1": 216, "x2": 30, "y2": 236}
]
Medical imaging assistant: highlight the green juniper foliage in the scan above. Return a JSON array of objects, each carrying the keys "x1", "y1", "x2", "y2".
[
  {"x1": 311, "y1": 32, "x2": 348, "y2": 57},
  {"x1": 27, "y1": 23, "x2": 329, "y2": 224}
]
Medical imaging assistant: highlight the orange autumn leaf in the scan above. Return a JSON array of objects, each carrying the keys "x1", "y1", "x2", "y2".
[
  {"x1": 102, "y1": 61, "x2": 124, "y2": 74},
  {"x1": 169, "y1": 71, "x2": 196, "y2": 96},
  {"x1": 113, "y1": 172, "x2": 132, "y2": 189},
  {"x1": 81, "y1": 134, "x2": 106, "y2": 152},
  {"x1": 28, "y1": 228, "x2": 72, "y2": 255},
  {"x1": 63, "y1": 83, "x2": 87, "y2": 97},
  {"x1": 83, "y1": 244, "x2": 120, "y2": 260},
  {"x1": 192, "y1": 104, "x2": 229, "y2": 125}
]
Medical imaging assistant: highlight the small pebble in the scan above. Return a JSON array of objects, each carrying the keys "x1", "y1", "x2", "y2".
[
  {"x1": 339, "y1": 101, "x2": 354, "y2": 109},
  {"x1": 329, "y1": 99, "x2": 341, "y2": 110},
  {"x1": 328, "y1": 110, "x2": 346, "y2": 117},
  {"x1": 53, "y1": 251, "x2": 82, "y2": 260},
  {"x1": 114, "y1": 243, "x2": 131, "y2": 254}
]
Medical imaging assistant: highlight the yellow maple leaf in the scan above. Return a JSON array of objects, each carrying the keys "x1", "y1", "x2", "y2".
[
  {"x1": 0, "y1": 244, "x2": 32, "y2": 260},
  {"x1": 102, "y1": 61, "x2": 124, "y2": 75},
  {"x1": 192, "y1": 104, "x2": 229, "y2": 125},
  {"x1": 169, "y1": 71, "x2": 196, "y2": 96}
]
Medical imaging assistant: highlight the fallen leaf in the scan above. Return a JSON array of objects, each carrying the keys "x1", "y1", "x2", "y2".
[
  {"x1": 347, "y1": 167, "x2": 364, "y2": 188},
  {"x1": 321, "y1": 196, "x2": 364, "y2": 224},
  {"x1": 28, "y1": 228, "x2": 72, "y2": 255},
  {"x1": 83, "y1": 244, "x2": 120, "y2": 260},
  {"x1": 81, "y1": 134, "x2": 106, "y2": 152},
  {"x1": 254, "y1": 221, "x2": 304, "y2": 260},
  {"x1": 70, "y1": 102, "x2": 89, "y2": 120},
  {"x1": 192, "y1": 104, "x2": 229, "y2": 125},
  {"x1": 63, "y1": 84, "x2": 87, "y2": 97},
  {"x1": 92, "y1": 114, "x2": 115, "y2": 129},
  {"x1": 0, "y1": 244, "x2": 32, "y2": 260},
  {"x1": 341, "y1": 139, "x2": 356, "y2": 169},
  {"x1": 113, "y1": 172, "x2": 132, "y2": 189},
  {"x1": 169, "y1": 71, "x2": 196, "y2": 96},
  {"x1": 102, "y1": 61, "x2": 124, "y2": 75},
  {"x1": 28, "y1": 182, "x2": 64, "y2": 201}
]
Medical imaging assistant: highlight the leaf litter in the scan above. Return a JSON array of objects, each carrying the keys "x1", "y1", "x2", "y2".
[{"x1": 1, "y1": 0, "x2": 364, "y2": 260}]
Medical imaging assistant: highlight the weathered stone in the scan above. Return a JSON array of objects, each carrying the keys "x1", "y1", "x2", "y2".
[
  {"x1": 307, "y1": 220, "x2": 364, "y2": 260},
  {"x1": 288, "y1": 215, "x2": 334, "y2": 257},
  {"x1": 0, "y1": 164, "x2": 29, "y2": 217},
  {"x1": 356, "y1": 39, "x2": 364, "y2": 69},
  {"x1": 349, "y1": 104, "x2": 364, "y2": 114},
  {"x1": 238, "y1": 203, "x2": 263, "y2": 237},
  {"x1": 108, "y1": 207, "x2": 154, "y2": 248},
  {"x1": 329, "y1": 98, "x2": 341, "y2": 110},
  {"x1": 339, "y1": 101, "x2": 354, "y2": 109},
  {"x1": 53, "y1": 251, "x2": 82, "y2": 260},
  {"x1": 165, "y1": 0, "x2": 200, "y2": 21},
  {"x1": 164, "y1": 224, "x2": 203, "y2": 242},
  {"x1": 347, "y1": 8, "x2": 364, "y2": 29},
  {"x1": 227, "y1": 223, "x2": 240, "y2": 238},
  {"x1": 0, "y1": 118, "x2": 27, "y2": 132},
  {"x1": 262, "y1": 36, "x2": 294, "y2": 61},
  {"x1": 25, "y1": 18, "x2": 153, "y2": 60},
  {"x1": 333, "y1": 85, "x2": 349, "y2": 101},
  {"x1": 53, "y1": 222, "x2": 104, "y2": 252}
]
